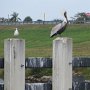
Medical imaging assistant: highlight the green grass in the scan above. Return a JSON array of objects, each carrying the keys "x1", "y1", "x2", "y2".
[
  {"x1": 0, "y1": 24, "x2": 90, "y2": 57},
  {"x1": 0, "y1": 24, "x2": 52, "y2": 57},
  {"x1": 0, "y1": 24, "x2": 90, "y2": 79}
]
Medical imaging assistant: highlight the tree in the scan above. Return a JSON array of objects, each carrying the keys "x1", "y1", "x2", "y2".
[
  {"x1": 75, "y1": 12, "x2": 86, "y2": 23},
  {"x1": 53, "y1": 19, "x2": 62, "y2": 24},
  {"x1": 37, "y1": 19, "x2": 43, "y2": 24},
  {"x1": 23, "y1": 16, "x2": 32, "y2": 23},
  {"x1": 10, "y1": 12, "x2": 21, "y2": 22},
  {"x1": 74, "y1": 12, "x2": 90, "y2": 23}
]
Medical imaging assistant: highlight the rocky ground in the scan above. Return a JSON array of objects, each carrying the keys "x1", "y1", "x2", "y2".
[{"x1": 26, "y1": 75, "x2": 52, "y2": 83}]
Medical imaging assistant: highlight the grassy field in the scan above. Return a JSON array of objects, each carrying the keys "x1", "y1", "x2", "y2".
[
  {"x1": 0, "y1": 24, "x2": 90, "y2": 79},
  {"x1": 0, "y1": 24, "x2": 90, "y2": 57}
]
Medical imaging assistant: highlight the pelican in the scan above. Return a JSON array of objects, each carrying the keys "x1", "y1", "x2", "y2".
[
  {"x1": 50, "y1": 11, "x2": 68, "y2": 37},
  {"x1": 14, "y1": 28, "x2": 19, "y2": 36}
]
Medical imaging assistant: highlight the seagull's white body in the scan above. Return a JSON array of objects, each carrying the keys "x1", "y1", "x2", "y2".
[{"x1": 14, "y1": 28, "x2": 19, "y2": 36}]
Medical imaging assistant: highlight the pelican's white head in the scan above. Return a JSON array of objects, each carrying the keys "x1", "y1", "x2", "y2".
[{"x1": 63, "y1": 11, "x2": 68, "y2": 23}]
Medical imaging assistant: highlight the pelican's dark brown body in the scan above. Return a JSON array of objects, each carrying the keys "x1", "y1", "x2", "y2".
[{"x1": 50, "y1": 11, "x2": 68, "y2": 37}]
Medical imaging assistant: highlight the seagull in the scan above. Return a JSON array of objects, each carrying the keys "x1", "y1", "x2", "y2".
[
  {"x1": 50, "y1": 11, "x2": 68, "y2": 37},
  {"x1": 14, "y1": 28, "x2": 19, "y2": 36}
]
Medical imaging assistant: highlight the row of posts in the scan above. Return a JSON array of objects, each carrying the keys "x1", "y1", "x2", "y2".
[{"x1": 4, "y1": 37, "x2": 72, "y2": 90}]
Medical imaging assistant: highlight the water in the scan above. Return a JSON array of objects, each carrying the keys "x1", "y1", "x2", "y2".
[
  {"x1": 25, "y1": 83, "x2": 52, "y2": 90},
  {"x1": 1, "y1": 79, "x2": 90, "y2": 90},
  {"x1": 25, "y1": 57, "x2": 52, "y2": 68},
  {"x1": 72, "y1": 75, "x2": 90, "y2": 90},
  {"x1": 0, "y1": 79, "x2": 4, "y2": 90},
  {"x1": 0, "y1": 79, "x2": 52, "y2": 90}
]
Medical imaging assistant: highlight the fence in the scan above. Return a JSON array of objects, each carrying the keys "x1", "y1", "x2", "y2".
[{"x1": 0, "y1": 21, "x2": 60, "y2": 26}]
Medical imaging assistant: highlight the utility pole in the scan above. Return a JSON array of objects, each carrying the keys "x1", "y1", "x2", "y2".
[{"x1": 43, "y1": 13, "x2": 45, "y2": 24}]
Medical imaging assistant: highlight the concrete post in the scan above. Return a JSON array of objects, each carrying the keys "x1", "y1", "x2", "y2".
[
  {"x1": 4, "y1": 38, "x2": 25, "y2": 90},
  {"x1": 52, "y1": 37, "x2": 72, "y2": 90}
]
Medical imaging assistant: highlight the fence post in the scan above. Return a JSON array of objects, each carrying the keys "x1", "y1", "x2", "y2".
[
  {"x1": 4, "y1": 38, "x2": 25, "y2": 90},
  {"x1": 52, "y1": 37, "x2": 72, "y2": 90}
]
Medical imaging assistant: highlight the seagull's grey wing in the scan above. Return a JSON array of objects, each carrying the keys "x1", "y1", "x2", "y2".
[{"x1": 50, "y1": 23, "x2": 62, "y2": 37}]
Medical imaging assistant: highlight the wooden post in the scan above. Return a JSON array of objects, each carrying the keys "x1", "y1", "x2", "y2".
[
  {"x1": 4, "y1": 38, "x2": 25, "y2": 90},
  {"x1": 52, "y1": 37, "x2": 72, "y2": 90}
]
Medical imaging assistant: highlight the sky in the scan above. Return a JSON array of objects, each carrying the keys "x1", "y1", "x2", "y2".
[{"x1": 0, "y1": 0, "x2": 90, "y2": 21}]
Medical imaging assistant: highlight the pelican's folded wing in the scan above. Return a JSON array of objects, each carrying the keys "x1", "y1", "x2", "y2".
[{"x1": 50, "y1": 23, "x2": 62, "y2": 37}]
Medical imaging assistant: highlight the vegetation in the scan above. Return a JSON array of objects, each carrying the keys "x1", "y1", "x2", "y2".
[
  {"x1": 0, "y1": 24, "x2": 90, "y2": 57},
  {"x1": 72, "y1": 12, "x2": 90, "y2": 23},
  {"x1": 10, "y1": 12, "x2": 21, "y2": 22},
  {"x1": 23, "y1": 16, "x2": 32, "y2": 23},
  {"x1": 0, "y1": 24, "x2": 90, "y2": 79}
]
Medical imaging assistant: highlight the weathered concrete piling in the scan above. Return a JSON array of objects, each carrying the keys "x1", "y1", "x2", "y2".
[
  {"x1": 52, "y1": 37, "x2": 72, "y2": 90},
  {"x1": 4, "y1": 38, "x2": 25, "y2": 90}
]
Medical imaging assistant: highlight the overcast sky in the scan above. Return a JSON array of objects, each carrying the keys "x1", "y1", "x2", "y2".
[{"x1": 0, "y1": 0, "x2": 90, "y2": 21}]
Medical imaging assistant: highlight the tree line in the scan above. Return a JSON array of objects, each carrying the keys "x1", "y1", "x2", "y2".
[
  {"x1": 71, "y1": 12, "x2": 90, "y2": 24},
  {"x1": 0, "y1": 12, "x2": 90, "y2": 24},
  {"x1": 0, "y1": 12, "x2": 33, "y2": 23}
]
